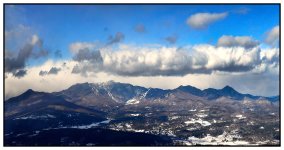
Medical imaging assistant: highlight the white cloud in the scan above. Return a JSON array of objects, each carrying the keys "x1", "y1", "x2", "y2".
[
  {"x1": 69, "y1": 42, "x2": 98, "y2": 54},
  {"x1": 260, "y1": 48, "x2": 279, "y2": 63},
  {"x1": 193, "y1": 44, "x2": 261, "y2": 72},
  {"x1": 5, "y1": 59, "x2": 279, "y2": 99},
  {"x1": 4, "y1": 44, "x2": 279, "y2": 98},
  {"x1": 5, "y1": 44, "x2": 279, "y2": 98},
  {"x1": 265, "y1": 25, "x2": 279, "y2": 47},
  {"x1": 72, "y1": 44, "x2": 268, "y2": 76},
  {"x1": 217, "y1": 35, "x2": 259, "y2": 49},
  {"x1": 101, "y1": 46, "x2": 194, "y2": 76},
  {"x1": 254, "y1": 48, "x2": 279, "y2": 74},
  {"x1": 186, "y1": 12, "x2": 228, "y2": 29}
]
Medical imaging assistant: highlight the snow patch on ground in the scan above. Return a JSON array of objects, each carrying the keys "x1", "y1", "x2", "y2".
[
  {"x1": 182, "y1": 130, "x2": 279, "y2": 146},
  {"x1": 90, "y1": 85, "x2": 100, "y2": 96},
  {"x1": 142, "y1": 89, "x2": 150, "y2": 98},
  {"x1": 187, "y1": 131, "x2": 248, "y2": 145},
  {"x1": 125, "y1": 123, "x2": 132, "y2": 128},
  {"x1": 134, "y1": 129, "x2": 145, "y2": 132},
  {"x1": 196, "y1": 113, "x2": 208, "y2": 118},
  {"x1": 269, "y1": 112, "x2": 275, "y2": 115},
  {"x1": 129, "y1": 113, "x2": 140, "y2": 117},
  {"x1": 43, "y1": 119, "x2": 112, "y2": 130},
  {"x1": 235, "y1": 114, "x2": 246, "y2": 119},
  {"x1": 71, "y1": 119, "x2": 111, "y2": 129},
  {"x1": 169, "y1": 116, "x2": 179, "y2": 120},
  {"x1": 14, "y1": 114, "x2": 56, "y2": 120},
  {"x1": 107, "y1": 90, "x2": 120, "y2": 102},
  {"x1": 126, "y1": 98, "x2": 140, "y2": 105},
  {"x1": 185, "y1": 118, "x2": 211, "y2": 126}
]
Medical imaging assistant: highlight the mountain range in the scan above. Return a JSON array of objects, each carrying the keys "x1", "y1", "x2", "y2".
[
  {"x1": 4, "y1": 81, "x2": 280, "y2": 146},
  {"x1": 57, "y1": 81, "x2": 278, "y2": 104}
]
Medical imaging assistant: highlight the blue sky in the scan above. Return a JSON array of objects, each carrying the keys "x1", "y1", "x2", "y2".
[
  {"x1": 5, "y1": 5, "x2": 279, "y2": 59},
  {"x1": 4, "y1": 4, "x2": 280, "y2": 97}
]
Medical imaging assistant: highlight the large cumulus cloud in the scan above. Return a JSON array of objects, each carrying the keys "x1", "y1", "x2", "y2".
[
  {"x1": 71, "y1": 48, "x2": 103, "y2": 76},
  {"x1": 69, "y1": 43, "x2": 278, "y2": 77}
]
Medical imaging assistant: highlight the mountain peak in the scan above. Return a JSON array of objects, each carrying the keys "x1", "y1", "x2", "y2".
[
  {"x1": 12, "y1": 89, "x2": 37, "y2": 100},
  {"x1": 177, "y1": 85, "x2": 200, "y2": 91},
  {"x1": 222, "y1": 85, "x2": 235, "y2": 91},
  {"x1": 24, "y1": 89, "x2": 36, "y2": 95},
  {"x1": 26, "y1": 89, "x2": 34, "y2": 92},
  {"x1": 176, "y1": 85, "x2": 203, "y2": 97},
  {"x1": 219, "y1": 85, "x2": 244, "y2": 100}
]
